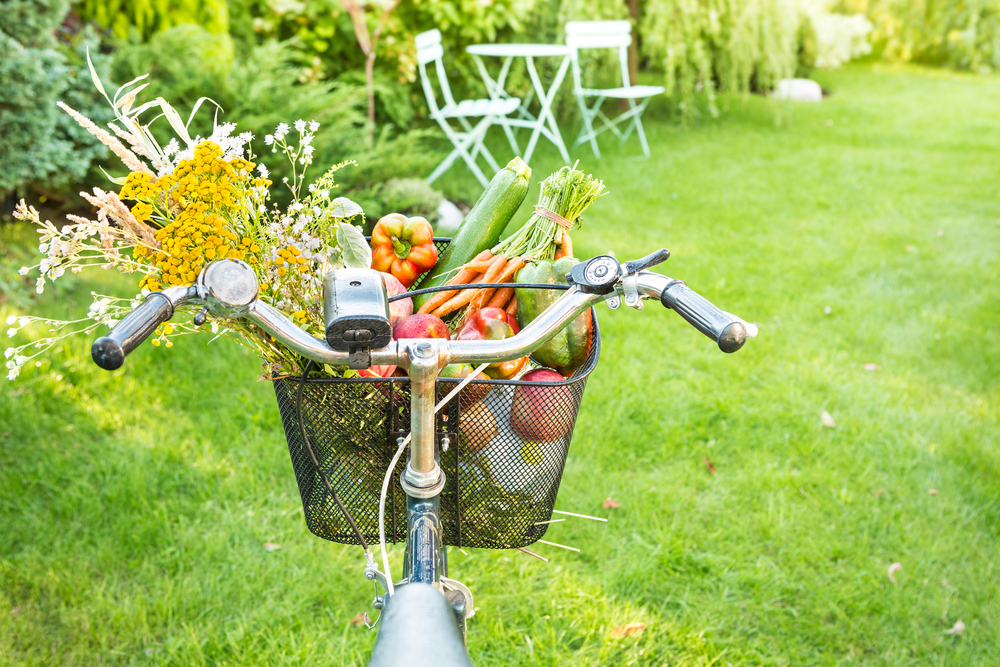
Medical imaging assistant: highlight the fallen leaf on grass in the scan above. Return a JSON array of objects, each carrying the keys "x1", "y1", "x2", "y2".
[
  {"x1": 887, "y1": 562, "x2": 902, "y2": 584},
  {"x1": 875, "y1": 489, "x2": 885, "y2": 497},
  {"x1": 349, "y1": 612, "x2": 368, "y2": 627},
  {"x1": 863, "y1": 363, "x2": 881, "y2": 371},
  {"x1": 603, "y1": 498, "x2": 620, "y2": 509},
  {"x1": 929, "y1": 489, "x2": 939, "y2": 495},
  {"x1": 944, "y1": 619, "x2": 965, "y2": 636},
  {"x1": 610, "y1": 622, "x2": 646, "y2": 638},
  {"x1": 703, "y1": 457, "x2": 717, "y2": 475},
  {"x1": 821, "y1": 411, "x2": 837, "y2": 428},
  {"x1": 262, "y1": 542, "x2": 281, "y2": 552}
]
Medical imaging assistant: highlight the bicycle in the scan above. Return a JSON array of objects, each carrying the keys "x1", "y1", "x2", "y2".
[{"x1": 90, "y1": 248, "x2": 755, "y2": 666}]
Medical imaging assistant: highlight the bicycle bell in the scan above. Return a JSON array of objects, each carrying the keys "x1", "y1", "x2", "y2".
[
  {"x1": 568, "y1": 255, "x2": 621, "y2": 294},
  {"x1": 196, "y1": 259, "x2": 260, "y2": 317},
  {"x1": 322, "y1": 269, "x2": 392, "y2": 365}
]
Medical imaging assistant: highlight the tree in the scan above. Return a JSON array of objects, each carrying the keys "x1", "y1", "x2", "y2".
[{"x1": 340, "y1": 0, "x2": 402, "y2": 141}]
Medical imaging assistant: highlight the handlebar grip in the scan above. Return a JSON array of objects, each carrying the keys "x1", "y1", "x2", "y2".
[
  {"x1": 91, "y1": 293, "x2": 175, "y2": 370},
  {"x1": 660, "y1": 280, "x2": 747, "y2": 353}
]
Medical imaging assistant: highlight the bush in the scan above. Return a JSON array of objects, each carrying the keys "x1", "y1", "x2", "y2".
[
  {"x1": 361, "y1": 178, "x2": 444, "y2": 224},
  {"x1": 839, "y1": 0, "x2": 1000, "y2": 73},
  {"x1": 640, "y1": 0, "x2": 802, "y2": 117},
  {"x1": 110, "y1": 26, "x2": 437, "y2": 213},
  {"x1": 803, "y1": 1, "x2": 872, "y2": 70},
  {"x1": 75, "y1": 0, "x2": 229, "y2": 40},
  {"x1": 0, "y1": 1, "x2": 112, "y2": 201}
]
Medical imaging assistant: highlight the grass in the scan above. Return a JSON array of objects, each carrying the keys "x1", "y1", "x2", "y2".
[{"x1": 2, "y1": 63, "x2": 1000, "y2": 666}]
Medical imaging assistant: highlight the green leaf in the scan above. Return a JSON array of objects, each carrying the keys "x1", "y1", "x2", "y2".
[
  {"x1": 157, "y1": 98, "x2": 192, "y2": 145},
  {"x1": 100, "y1": 167, "x2": 128, "y2": 186},
  {"x1": 86, "y1": 48, "x2": 108, "y2": 101},
  {"x1": 336, "y1": 223, "x2": 372, "y2": 270},
  {"x1": 187, "y1": 97, "x2": 223, "y2": 131}
]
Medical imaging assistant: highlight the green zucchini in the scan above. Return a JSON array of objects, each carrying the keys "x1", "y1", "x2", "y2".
[{"x1": 413, "y1": 157, "x2": 532, "y2": 310}]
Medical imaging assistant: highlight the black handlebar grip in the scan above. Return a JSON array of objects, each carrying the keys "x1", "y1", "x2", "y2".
[
  {"x1": 91, "y1": 293, "x2": 175, "y2": 370},
  {"x1": 660, "y1": 280, "x2": 747, "y2": 353}
]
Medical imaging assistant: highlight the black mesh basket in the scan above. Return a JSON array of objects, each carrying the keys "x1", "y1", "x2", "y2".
[{"x1": 272, "y1": 238, "x2": 601, "y2": 549}]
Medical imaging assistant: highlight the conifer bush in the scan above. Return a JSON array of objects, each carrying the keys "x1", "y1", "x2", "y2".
[{"x1": 0, "y1": 0, "x2": 111, "y2": 200}]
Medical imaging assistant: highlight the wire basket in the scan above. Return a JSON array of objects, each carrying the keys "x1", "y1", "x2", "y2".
[{"x1": 272, "y1": 239, "x2": 601, "y2": 549}]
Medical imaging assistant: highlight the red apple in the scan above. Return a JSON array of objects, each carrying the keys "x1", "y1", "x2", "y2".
[
  {"x1": 380, "y1": 272, "x2": 412, "y2": 326},
  {"x1": 393, "y1": 313, "x2": 449, "y2": 340},
  {"x1": 510, "y1": 368, "x2": 573, "y2": 442}
]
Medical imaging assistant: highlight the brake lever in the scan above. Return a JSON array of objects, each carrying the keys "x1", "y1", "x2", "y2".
[{"x1": 624, "y1": 249, "x2": 669, "y2": 274}]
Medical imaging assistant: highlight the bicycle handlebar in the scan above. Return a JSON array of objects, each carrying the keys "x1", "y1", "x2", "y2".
[
  {"x1": 92, "y1": 292, "x2": 177, "y2": 370},
  {"x1": 660, "y1": 279, "x2": 748, "y2": 353},
  {"x1": 91, "y1": 255, "x2": 756, "y2": 371}
]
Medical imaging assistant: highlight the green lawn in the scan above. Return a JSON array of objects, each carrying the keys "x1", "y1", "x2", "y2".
[{"x1": 2, "y1": 63, "x2": 999, "y2": 666}]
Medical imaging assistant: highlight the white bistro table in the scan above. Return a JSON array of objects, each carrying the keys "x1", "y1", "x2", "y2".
[{"x1": 466, "y1": 43, "x2": 572, "y2": 165}]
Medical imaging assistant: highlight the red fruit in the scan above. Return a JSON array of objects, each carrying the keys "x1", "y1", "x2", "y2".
[
  {"x1": 510, "y1": 369, "x2": 573, "y2": 442},
  {"x1": 357, "y1": 364, "x2": 397, "y2": 378},
  {"x1": 380, "y1": 272, "x2": 413, "y2": 326},
  {"x1": 393, "y1": 313, "x2": 449, "y2": 340}
]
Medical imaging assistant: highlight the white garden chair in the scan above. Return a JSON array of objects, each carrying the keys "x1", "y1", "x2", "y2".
[
  {"x1": 565, "y1": 21, "x2": 664, "y2": 159},
  {"x1": 416, "y1": 29, "x2": 521, "y2": 188}
]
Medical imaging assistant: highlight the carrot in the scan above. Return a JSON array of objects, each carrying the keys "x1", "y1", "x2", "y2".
[
  {"x1": 468, "y1": 255, "x2": 509, "y2": 310},
  {"x1": 487, "y1": 286, "x2": 514, "y2": 309},
  {"x1": 554, "y1": 232, "x2": 573, "y2": 260},
  {"x1": 431, "y1": 273, "x2": 488, "y2": 318},
  {"x1": 497, "y1": 256, "x2": 525, "y2": 282},
  {"x1": 505, "y1": 297, "x2": 517, "y2": 317},
  {"x1": 417, "y1": 266, "x2": 483, "y2": 314}
]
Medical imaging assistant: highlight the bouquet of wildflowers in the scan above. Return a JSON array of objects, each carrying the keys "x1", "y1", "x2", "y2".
[{"x1": 4, "y1": 55, "x2": 372, "y2": 381}]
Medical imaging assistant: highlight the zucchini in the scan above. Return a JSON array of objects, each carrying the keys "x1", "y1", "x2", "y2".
[{"x1": 412, "y1": 157, "x2": 532, "y2": 310}]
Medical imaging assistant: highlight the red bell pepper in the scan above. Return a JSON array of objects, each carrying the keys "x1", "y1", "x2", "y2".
[
  {"x1": 456, "y1": 308, "x2": 528, "y2": 379},
  {"x1": 371, "y1": 214, "x2": 438, "y2": 288}
]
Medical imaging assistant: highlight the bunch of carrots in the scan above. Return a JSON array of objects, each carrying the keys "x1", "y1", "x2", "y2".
[{"x1": 416, "y1": 249, "x2": 526, "y2": 321}]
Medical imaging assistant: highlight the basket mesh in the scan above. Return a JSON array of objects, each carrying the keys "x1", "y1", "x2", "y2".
[
  {"x1": 272, "y1": 237, "x2": 599, "y2": 549},
  {"x1": 273, "y1": 320, "x2": 600, "y2": 549}
]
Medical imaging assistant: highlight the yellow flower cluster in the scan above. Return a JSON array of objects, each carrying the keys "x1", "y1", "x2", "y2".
[
  {"x1": 121, "y1": 172, "x2": 169, "y2": 224},
  {"x1": 270, "y1": 245, "x2": 310, "y2": 277},
  {"x1": 120, "y1": 172, "x2": 162, "y2": 200},
  {"x1": 133, "y1": 142, "x2": 266, "y2": 291},
  {"x1": 171, "y1": 142, "x2": 257, "y2": 209}
]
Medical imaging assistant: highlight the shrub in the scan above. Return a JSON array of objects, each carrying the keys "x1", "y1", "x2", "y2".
[
  {"x1": 110, "y1": 26, "x2": 437, "y2": 212},
  {"x1": 362, "y1": 178, "x2": 445, "y2": 224},
  {"x1": 0, "y1": 1, "x2": 112, "y2": 201},
  {"x1": 838, "y1": 0, "x2": 1000, "y2": 73},
  {"x1": 75, "y1": 0, "x2": 229, "y2": 40},
  {"x1": 640, "y1": 0, "x2": 802, "y2": 117},
  {"x1": 803, "y1": 1, "x2": 873, "y2": 70}
]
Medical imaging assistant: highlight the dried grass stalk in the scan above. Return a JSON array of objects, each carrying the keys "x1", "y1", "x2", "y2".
[{"x1": 57, "y1": 102, "x2": 154, "y2": 176}]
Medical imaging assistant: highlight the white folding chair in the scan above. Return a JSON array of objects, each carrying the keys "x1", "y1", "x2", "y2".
[
  {"x1": 416, "y1": 29, "x2": 521, "y2": 188},
  {"x1": 565, "y1": 21, "x2": 665, "y2": 159}
]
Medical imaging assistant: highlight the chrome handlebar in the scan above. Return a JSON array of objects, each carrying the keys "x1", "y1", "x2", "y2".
[
  {"x1": 137, "y1": 270, "x2": 753, "y2": 370},
  {"x1": 93, "y1": 253, "x2": 757, "y2": 373}
]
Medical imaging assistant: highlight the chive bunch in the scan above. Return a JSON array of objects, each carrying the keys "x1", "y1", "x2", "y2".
[{"x1": 492, "y1": 162, "x2": 607, "y2": 261}]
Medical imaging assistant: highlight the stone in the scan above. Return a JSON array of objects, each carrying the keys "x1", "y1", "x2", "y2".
[{"x1": 772, "y1": 78, "x2": 823, "y2": 103}]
